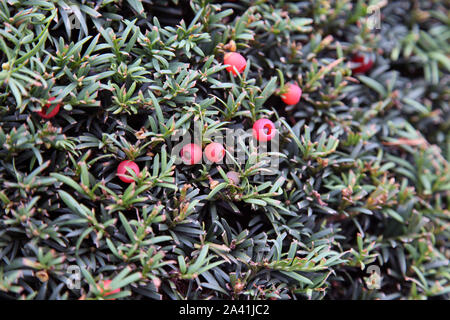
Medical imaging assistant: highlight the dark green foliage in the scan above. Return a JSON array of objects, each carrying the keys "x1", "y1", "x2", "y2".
[{"x1": 0, "y1": 0, "x2": 449, "y2": 300}]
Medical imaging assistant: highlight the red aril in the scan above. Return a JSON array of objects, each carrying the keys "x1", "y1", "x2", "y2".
[
  {"x1": 204, "y1": 142, "x2": 225, "y2": 163},
  {"x1": 117, "y1": 160, "x2": 140, "y2": 183},
  {"x1": 252, "y1": 119, "x2": 276, "y2": 142},
  {"x1": 224, "y1": 52, "x2": 247, "y2": 76},
  {"x1": 280, "y1": 83, "x2": 302, "y2": 105},
  {"x1": 37, "y1": 97, "x2": 61, "y2": 119},
  {"x1": 181, "y1": 143, "x2": 203, "y2": 165},
  {"x1": 351, "y1": 53, "x2": 374, "y2": 74}
]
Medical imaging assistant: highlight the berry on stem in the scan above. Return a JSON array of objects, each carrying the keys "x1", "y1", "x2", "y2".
[
  {"x1": 224, "y1": 52, "x2": 247, "y2": 76},
  {"x1": 252, "y1": 119, "x2": 276, "y2": 142},
  {"x1": 204, "y1": 142, "x2": 225, "y2": 163},
  {"x1": 37, "y1": 97, "x2": 61, "y2": 119},
  {"x1": 350, "y1": 53, "x2": 374, "y2": 74},
  {"x1": 280, "y1": 83, "x2": 302, "y2": 105},
  {"x1": 181, "y1": 143, "x2": 203, "y2": 165},
  {"x1": 117, "y1": 160, "x2": 140, "y2": 183}
]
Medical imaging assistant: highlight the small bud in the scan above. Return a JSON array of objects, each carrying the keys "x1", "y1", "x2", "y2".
[
  {"x1": 226, "y1": 171, "x2": 240, "y2": 185},
  {"x1": 36, "y1": 270, "x2": 49, "y2": 282}
]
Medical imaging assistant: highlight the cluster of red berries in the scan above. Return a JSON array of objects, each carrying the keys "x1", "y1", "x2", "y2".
[
  {"x1": 180, "y1": 142, "x2": 226, "y2": 165},
  {"x1": 178, "y1": 118, "x2": 277, "y2": 166},
  {"x1": 116, "y1": 142, "x2": 228, "y2": 183},
  {"x1": 224, "y1": 52, "x2": 302, "y2": 106},
  {"x1": 37, "y1": 52, "x2": 371, "y2": 122},
  {"x1": 224, "y1": 50, "x2": 374, "y2": 105},
  {"x1": 116, "y1": 118, "x2": 277, "y2": 183},
  {"x1": 114, "y1": 50, "x2": 373, "y2": 184}
]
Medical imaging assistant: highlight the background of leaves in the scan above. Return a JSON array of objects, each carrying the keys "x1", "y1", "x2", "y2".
[{"x1": 0, "y1": 0, "x2": 449, "y2": 300}]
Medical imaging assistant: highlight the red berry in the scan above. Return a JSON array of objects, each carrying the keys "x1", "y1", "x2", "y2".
[
  {"x1": 117, "y1": 160, "x2": 140, "y2": 183},
  {"x1": 351, "y1": 53, "x2": 374, "y2": 74},
  {"x1": 180, "y1": 143, "x2": 202, "y2": 165},
  {"x1": 252, "y1": 119, "x2": 276, "y2": 142},
  {"x1": 204, "y1": 142, "x2": 225, "y2": 163},
  {"x1": 280, "y1": 83, "x2": 302, "y2": 105},
  {"x1": 224, "y1": 52, "x2": 247, "y2": 76},
  {"x1": 37, "y1": 97, "x2": 61, "y2": 119},
  {"x1": 98, "y1": 280, "x2": 120, "y2": 299}
]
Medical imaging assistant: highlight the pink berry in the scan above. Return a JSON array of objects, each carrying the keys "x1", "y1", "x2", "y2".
[
  {"x1": 117, "y1": 160, "x2": 140, "y2": 183},
  {"x1": 224, "y1": 52, "x2": 247, "y2": 76},
  {"x1": 204, "y1": 142, "x2": 225, "y2": 163},
  {"x1": 351, "y1": 53, "x2": 374, "y2": 74},
  {"x1": 37, "y1": 97, "x2": 61, "y2": 119},
  {"x1": 181, "y1": 143, "x2": 203, "y2": 165},
  {"x1": 252, "y1": 119, "x2": 276, "y2": 142},
  {"x1": 280, "y1": 83, "x2": 302, "y2": 105}
]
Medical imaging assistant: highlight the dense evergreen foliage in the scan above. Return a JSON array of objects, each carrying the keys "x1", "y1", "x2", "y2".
[{"x1": 0, "y1": 0, "x2": 448, "y2": 300}]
